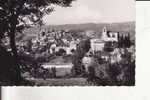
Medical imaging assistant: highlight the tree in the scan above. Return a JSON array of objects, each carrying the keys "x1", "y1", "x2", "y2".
[
  {"x1": 71, "y1": 49, "x2": 75, "y2": 54},
  {"x1": 56, "y1": 48, "x2": 66, "y2": 56},
  {"x1": 72, "y1": 39, "x2": 91, "y2": 76},
  {"x1": 104, "y1": 41, "x2": 114, "y2": 52},
  {"x1": 0, "y1": 0, "x2": 74, "y2": 85},
  {"x1": 117, "y1": 33, "x2": 121, "y2": 48},
  {"x1": 51, "y1": 67, "x2": 56, "y2": 78},
  {"x1": 126, "y1": 33, "x2": 131, "y2": 48}
]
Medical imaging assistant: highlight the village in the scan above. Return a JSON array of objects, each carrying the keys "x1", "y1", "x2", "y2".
[
  {"x1": 0, "y1": 0, "x2": 135, "y2": 87},
  {"x1": 12, "y1": 25, "x2": 135, "y2": 86}
]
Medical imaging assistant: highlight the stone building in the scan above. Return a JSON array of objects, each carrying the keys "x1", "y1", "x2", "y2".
[
  {"x1": 102, "y1": 27, "x2": 118, "y2": 42},
  {"x1": 90, "y1": 27, "x2": 119, "y2": 53}
]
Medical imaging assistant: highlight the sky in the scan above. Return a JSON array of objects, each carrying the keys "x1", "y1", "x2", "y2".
[{"x1": 43, "y1": 0, "x2": 135, "y2": 25}]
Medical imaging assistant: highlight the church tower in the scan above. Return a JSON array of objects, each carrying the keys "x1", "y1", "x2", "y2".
[{"x1": 102, "y1": 27, "x2": 107, "y2": 40}]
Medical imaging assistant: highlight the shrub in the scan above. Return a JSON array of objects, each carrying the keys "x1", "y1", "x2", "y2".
[
  {"x1": 104, "y1": 42, "x2": 114, "y2": 52},
  {"x1": 86, "y1": 48, "x2": 135, "y2": 86},
  {"x1": 56, "y1": 48, "x2": 66, "y2": 56}
]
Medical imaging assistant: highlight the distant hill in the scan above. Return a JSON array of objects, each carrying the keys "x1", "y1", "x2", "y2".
[
  {"x1": 47, "y1": 22, "x2": 135, "y2": 32},
  {"x1": 21, "y1": 21, "x2": 135, "y2": 41},
  {"x1": 45, "y1": 21, "x2": 135, "y2": 40}
]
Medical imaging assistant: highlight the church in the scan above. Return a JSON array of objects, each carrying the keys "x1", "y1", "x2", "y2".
[{"x1": 90, "y1": 27, "x2": 119, "y2": 53}]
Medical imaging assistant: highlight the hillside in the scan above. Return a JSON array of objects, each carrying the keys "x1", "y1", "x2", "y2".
[
  {"x1": 47, "y1": 22, "x2": 135, "y2": 32},
  {"x1": 21, "y1": 21, "x2": 135, "y2": 41}
]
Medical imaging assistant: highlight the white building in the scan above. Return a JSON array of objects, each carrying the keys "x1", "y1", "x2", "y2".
[
  {"x1": 102, "y1": 27, "x2": 118, "y2": 42},
  {"x1": 90, "y1": 27, "x2": 119, "y2": 53},
  {"x1": 42, "y1": 63, "x2": 73, "y2": 76},
  {"x1": 90, "y1": 39, "x2": 105, "y2": 53},
  {"x1": 110, "y1": 48, "x2": 122, "y2": 64},
  {"x1": 69, "y1": 40, "x2": 78, "y2": 50},
  {"x1": 49, "y1": 43, "x2": 57, "y2": 54},
  {"x1": 42, "y1": 63, "x2": 73, "y2": 69}
]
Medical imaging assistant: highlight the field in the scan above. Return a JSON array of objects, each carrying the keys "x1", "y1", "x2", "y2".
[{"x1": 30, "y1": 78, "x2": 89, "y2": 86}]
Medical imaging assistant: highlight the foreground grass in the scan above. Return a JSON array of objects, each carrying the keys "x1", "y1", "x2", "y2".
[{"x1": 30, "y1": 78, "x2": 90, "y2": 86}]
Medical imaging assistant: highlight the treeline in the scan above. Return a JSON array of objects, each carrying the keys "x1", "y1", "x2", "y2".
[{"x1": 118, "y1": 33, "x2": 132, "y2": 48}]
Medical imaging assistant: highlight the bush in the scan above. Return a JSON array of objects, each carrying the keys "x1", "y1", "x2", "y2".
[
  {"x1": 0, "y1": 45, "x2": 35, "y2": 85},
  {"x1": 86, "y1": 48, "x2": 135, "y2": 86},
  {"x1": 72, "y1": 39, "x2": 90, "y2": 76},
  {"x1": 51, "y1": 67, "x2": 57, "y2": 78},
  {"x1": 104, "y1": 42, "x2": 114, "y2": 52},
  {"x1": 56, "y1": 48, "x2": 66, "y2": 56}
]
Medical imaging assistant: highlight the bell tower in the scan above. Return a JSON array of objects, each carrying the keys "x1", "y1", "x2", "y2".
[{"x1": 102, "y1": 27, "x2": 107, "y2": 40}]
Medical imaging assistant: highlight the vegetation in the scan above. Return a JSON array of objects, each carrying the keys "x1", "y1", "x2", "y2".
[
  {"x1": 0, "y1": 0, "x2": 135, "y2": 86},
  {"x1": 0, "y1": 0, "x2": 74, "y2": 85},
  {"x1": 87, "y1": 48, "x2": 135, "y2": 86},
  {"x1": 72, "y1": 39, "x2": 91, "y2": 76},
  {"x1": 118, "y1": 33, "x2": 131, "y2": 48},
  {"x1": 104, "y1": 41, "x2": 114, "y2": 52},
  {"x1": 56, "y1": 48, "x2": 66, "y2": 56}
]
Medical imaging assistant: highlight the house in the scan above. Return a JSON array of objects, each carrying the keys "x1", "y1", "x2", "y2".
[
  {"x1": 49, "y1": 43, "x2": 57, "y2": 54},
  {"x1": 50, "y1": 39, "x2": 79, "y2": 55},
  {"x1": 69, "y1": 39, "x2": 79, "y2": 50},
  {"x1": 90, "y1": 39, "x2": 105, "y2": 53},
  {"x1": 42, "y1": 63, "x2": 73, "y2": 69},
  {"x1": 42, "y1": 63, "x2": 73, "y2": 77}
]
